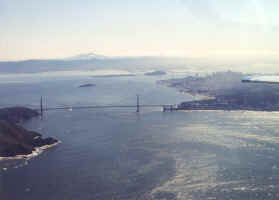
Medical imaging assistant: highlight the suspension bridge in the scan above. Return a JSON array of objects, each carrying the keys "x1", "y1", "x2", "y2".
[{"x1": 37, "y1": 95, "x2": 178, "y2": 117}]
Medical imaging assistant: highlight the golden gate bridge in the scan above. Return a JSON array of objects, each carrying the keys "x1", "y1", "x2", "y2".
[{"x1": 38, "y1": 95, "x2": 178, "y2": 117}]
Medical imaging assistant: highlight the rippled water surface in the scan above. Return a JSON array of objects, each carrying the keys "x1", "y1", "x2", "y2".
[{"x1": 1, "y1": 75, "x2": 279, "y2": 199}]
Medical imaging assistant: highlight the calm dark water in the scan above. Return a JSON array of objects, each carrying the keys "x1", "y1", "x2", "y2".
[{"x1": 1, "y1": 75, "x2": 279, "y2": 199}]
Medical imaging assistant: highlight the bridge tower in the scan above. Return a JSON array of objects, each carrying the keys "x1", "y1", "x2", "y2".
[
  {"x1": 136, "y1": 95, "x2": 140, "y2": 113},
  {"x1": 40, "y1": 96, "x2": 43, "y2": 119}
]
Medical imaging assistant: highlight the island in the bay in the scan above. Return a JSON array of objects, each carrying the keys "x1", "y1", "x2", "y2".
[
  {"x1": 159, "y1": 71, "x2": 279, "y2": 111},
  {"x1": 79, "y1": 83, "x2": 96, "y2": 88},
  {"x1": 144, "y1": 70, "x2": 167, "y2": 76},
  {"x1": 0, "y1": 107, "x2": 58, "y2": 158}
]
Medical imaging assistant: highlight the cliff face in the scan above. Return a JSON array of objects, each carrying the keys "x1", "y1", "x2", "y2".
[{"x1": 0, "y1": 107, "x2": 58, "y2": 157}]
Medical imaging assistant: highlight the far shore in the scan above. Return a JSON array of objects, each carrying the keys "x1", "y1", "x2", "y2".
[{"x1": 159, "y1": 71, "x2": 279, "y2": 113}]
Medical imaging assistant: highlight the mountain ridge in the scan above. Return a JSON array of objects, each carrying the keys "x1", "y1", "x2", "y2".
[{"x1": 63, "y1": 52, "x2": 108, "y2": 61}]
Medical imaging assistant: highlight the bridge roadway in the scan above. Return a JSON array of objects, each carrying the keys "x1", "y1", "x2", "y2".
[{"x1": 37, "y1": 104, "x2": 175, "y2": 111}]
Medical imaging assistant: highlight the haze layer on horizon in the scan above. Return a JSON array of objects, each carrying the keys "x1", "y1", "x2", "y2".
[{"x1": 1, "y1": 0, "x2": 279, "y2": 61}]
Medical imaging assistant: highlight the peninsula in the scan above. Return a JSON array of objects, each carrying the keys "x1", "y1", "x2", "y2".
[
  {"x1": 0, "y1": 107, "x2": 58, "y2": 158},
  {"x1": 159, "y1": 71, "x2": 279, "y2": 111}
]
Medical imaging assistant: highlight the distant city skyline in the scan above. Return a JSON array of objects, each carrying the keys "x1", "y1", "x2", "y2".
[{"x1": 1, "y1": 0, "x2": 279, "y2": 61}]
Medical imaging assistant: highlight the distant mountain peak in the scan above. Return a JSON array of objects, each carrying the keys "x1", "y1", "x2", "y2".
[{"x1": 65, "y1": 53, "x2": 107, "y2": 60}]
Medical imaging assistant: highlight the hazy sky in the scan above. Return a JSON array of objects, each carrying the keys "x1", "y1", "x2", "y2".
[{"x1": 1, "y1": 0, "x2": 279, "y2": 61}]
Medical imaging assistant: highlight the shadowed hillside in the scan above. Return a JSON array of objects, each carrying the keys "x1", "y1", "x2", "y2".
[{"x1": 0, "y1": 107, "x2": 58, "y2": 157}]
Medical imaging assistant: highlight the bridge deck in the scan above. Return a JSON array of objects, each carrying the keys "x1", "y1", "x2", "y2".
[{"x1": 37, "y1": 104, "x2": 173, "y2": 111}]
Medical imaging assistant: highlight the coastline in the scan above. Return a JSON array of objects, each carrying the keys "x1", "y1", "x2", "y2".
[
  {"x1": 0, "y1": 107, "x2": 59, "y2": 160},
  {"x1": 176, "y1": 91, "x2": 279, "y2": 112},
  {"x1": 160, "y1": 71, "x2": 279, "y2": 113},
  {"x1": 177, "y1": 109, "x2": 279, "y2": 113},
  {"x1": 177, "y1": 98, "x2": 279, "y2": 112},
  {"x1": 0, "y1": 140, "x2": 61, "y2": 161}
]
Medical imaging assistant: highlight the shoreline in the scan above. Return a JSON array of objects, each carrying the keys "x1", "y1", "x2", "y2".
[
  {"x1": 0, "y1": 141, "x2": 61, "y2": 161},
  {"x1": 177, "y1": 109, "x2": 279, "y2": 113},
  {"x1": 177, "y1": 93, "x2": 279, "y2": 113},
  {"x1": 159, "y1": 71, "x2": 279, "y2": 115}
]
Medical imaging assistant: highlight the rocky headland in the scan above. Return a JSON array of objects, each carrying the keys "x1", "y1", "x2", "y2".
[{"x1": 0, "y1": 107, "x2": 58, "y2": 158}]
